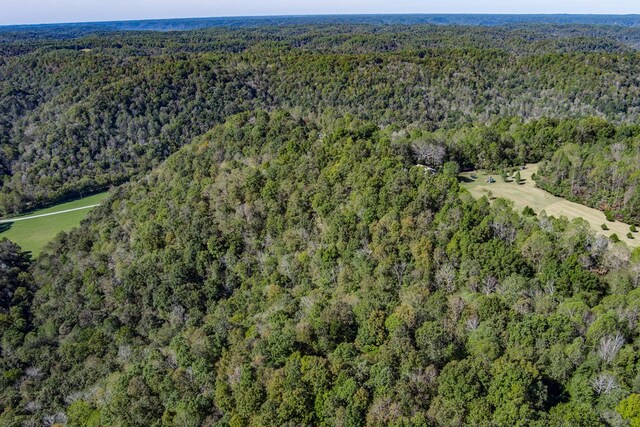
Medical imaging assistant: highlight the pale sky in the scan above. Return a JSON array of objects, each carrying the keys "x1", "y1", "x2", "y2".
[{"x1": 2, "y1": 0, "x2": 639, "y2": 26}]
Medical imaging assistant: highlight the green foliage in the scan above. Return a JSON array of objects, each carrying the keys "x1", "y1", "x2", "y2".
[
  {"x1": 617, "y1": 394, "x2": 640, "y2": 427},
  {"x1": 549, "y1": 402, "x2": 603, "y2": 426},
  {"x1": 1, "y1": 111, "x2": 639, "y2": 425},
  {"x1": 487, "y1": 358, "x2": 546, "y2": 426},
  {"x1": 442, "y1": 161, "x2": 461, "y2": 178},
  {"x1": 2, "y1": 19, "x2": 640, "y2": 426},
  {"x1": 415, "y1": 321, "x2": 458, "y2": 366},
  {"x1": 536, "y1": 133, "x2": 640, "y2": 224},
  {"x1": 514, "y1": 171, "x2": 522, "y2": 184},
  {"x1": 67, "y1": 400, "x2": 100, "y2": 427}
]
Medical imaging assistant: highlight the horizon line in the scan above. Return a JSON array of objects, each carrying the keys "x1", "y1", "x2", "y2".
[{"x1": 2, "y1": 12, "x2": 640, "y2": 29}]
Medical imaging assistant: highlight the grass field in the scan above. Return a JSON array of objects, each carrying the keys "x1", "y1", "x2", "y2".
[
  {"x1": 460, "y1": 164, "x2": 640, "y2": 249},
  {"x1": 0, "y1": 192, "x2": 109, "y2": 256}
]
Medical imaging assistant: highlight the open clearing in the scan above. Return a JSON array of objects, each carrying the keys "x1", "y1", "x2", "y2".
[
  {"x1": 0, "y1": 192, "x2": 108, "y2": 256},
  {"x1": 460, "y1": 164, "x2": 640, "y2": 249},
  {"x1": 0, "y1": 205, "x2": 100, "y2": 223}
]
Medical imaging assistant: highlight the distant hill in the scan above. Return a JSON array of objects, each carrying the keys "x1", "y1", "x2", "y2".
[{"x1": 1, "y1": 14, "x2": 640, "y2": 39}]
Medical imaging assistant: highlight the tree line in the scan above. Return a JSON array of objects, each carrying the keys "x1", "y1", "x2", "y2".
[{"x1": 535, "y1": 119, "x2": 640, "y2": 224}]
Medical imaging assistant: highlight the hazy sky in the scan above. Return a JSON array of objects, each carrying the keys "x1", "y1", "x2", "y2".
[{"x1": 3, "y1": 0, "x2": 639, "y2": 26}]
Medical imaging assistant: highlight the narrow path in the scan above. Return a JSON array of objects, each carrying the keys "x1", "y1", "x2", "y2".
[{"x1": 0, "y1": 205, "x2": 100, "y2": 223}]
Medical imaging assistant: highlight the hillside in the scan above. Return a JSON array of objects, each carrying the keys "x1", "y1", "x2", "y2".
[
  {"x1": 1, "y1": 111, "x2": 640, "y2": 426},
  {"x1": 535, "y1": 134, "x2": 640, "y2": 225},
  {"x1": 3, "y1": 24, "x2": 640, "y2": 214},
  {"x1": 4, "y1": 16, "x2": 640, "y2": 427}
]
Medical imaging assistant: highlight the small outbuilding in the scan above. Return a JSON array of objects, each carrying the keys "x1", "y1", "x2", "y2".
[
  {"x1": 417, "y1": 164, "x2": 437, "y2": 174},
  {"x1": 424, "y1": 166, "x2": 437, "y2": 174}
]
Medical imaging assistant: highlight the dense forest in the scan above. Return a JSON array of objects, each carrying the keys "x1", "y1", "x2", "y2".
[
  {"x1": 2, "y1": 111, "x2": 640, "y2": 426},
  {"x1": 3, "y1": 23, "x2": 640, "y2": 213},
  {"x1": 3, "y1": 17, "x2": 640, "y2": 427}
]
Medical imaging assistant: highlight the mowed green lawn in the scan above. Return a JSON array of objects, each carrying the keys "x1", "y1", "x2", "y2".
[
  {"x1": 0, "y1": 192, "x2": 108, "y2": 256},
  {"x1": 459, "y1": 164, "x2": 640, "y2": 249}
]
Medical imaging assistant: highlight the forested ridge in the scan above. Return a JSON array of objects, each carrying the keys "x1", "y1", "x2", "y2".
[
  {"x1": 3, "y1": 24, "x2": 640, "y2": 213},
  {"x1": 3, "y1": 19, "x2": 640, "y2": 427},
  {"x1": 1, "y1": 111, "x2": 640, "y2": 426}
]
